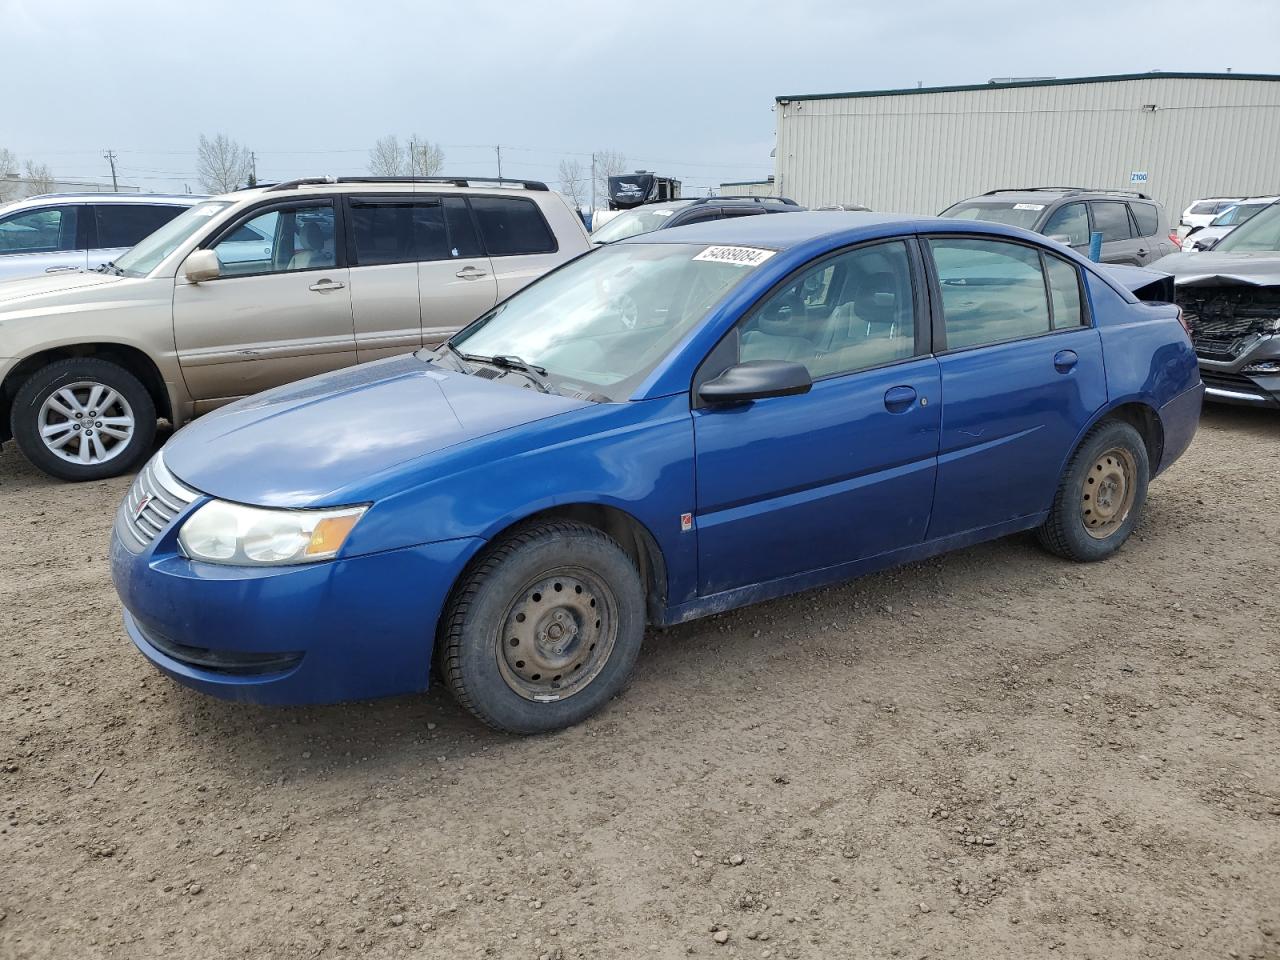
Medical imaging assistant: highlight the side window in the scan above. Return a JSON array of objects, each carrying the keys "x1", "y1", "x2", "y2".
[
  {"x1": 0, "y1": 206, "x2": 79, "y2": 254},
  {"x1": 1042, "y1": 203, "x2": 1089, "y2": 246},
  {"x1": 674, "y1": 207, "x2": 724, "y2": 226},
  {"x1": 348, "y1": 200, "x2": 448, "y2": 266},
  {"x1": 211, "y1": 202, "x2": 336, "y2": 276},
  {"x1": 736, "y1": 240, "x2": 917, "y2": 379},
  {"x1": 1090, "y1": 201, "x2": 1132, "y2": 242},
  {"x1": 94, "y1": 204, "x2": 185, "y2": 249},
  {"x1": 443, "y1": 197, "x2": 483, "y2": 258},
  {"x1": 1044, "y1": 254, "x2": 1086, "y2": 329},
  {"x1": 929, "y1": 237, "x2": 1051, "y2": 349},
  {"x1": 1129, "y1": 202, "x2": 1159, "y2": 237},
  {"x1": 469, "y1": 196, "x2": 556, "y2": 256},
  {"x1": 721, "y1": 206, "x2": 766, "y2": 219}
]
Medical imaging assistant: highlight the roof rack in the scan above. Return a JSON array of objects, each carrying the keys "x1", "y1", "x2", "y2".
[
  {"x1": 982, "y1": 186, "x2": 1152, "y2": 200},
  {"x1": 267, "y1": 175, "x2": 549, "y2": 193},
  {"x1": 693, "y1": 195, "x2": 800, "y2": 206}
]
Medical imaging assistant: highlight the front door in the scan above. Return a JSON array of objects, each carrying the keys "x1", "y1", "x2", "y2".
[
  {"x1": 692, "y1": 239, "x2": 941, "y2": 596},
  {"x1": 0, "y1": 204, "x2": 87, "y2": 281},
  {"x1": 923, "y1": 235, "x2": 1107, "y2": 539},
  {"x1": 173, "y1": 198, "x2": 357, "y2": 403}
]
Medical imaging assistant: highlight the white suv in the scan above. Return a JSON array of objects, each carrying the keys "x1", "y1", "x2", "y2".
[
  {"x1": 0, "y1": 193, "x2": 198, "y2": 282},
  {"x1": 0, "y1": 176, "x2": 591, "y2": 480}
]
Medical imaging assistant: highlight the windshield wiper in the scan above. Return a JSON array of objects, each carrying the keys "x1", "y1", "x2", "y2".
[
  {"x1": 460, "y1": 352, "x2": 556, "y2": 394},
  {"x1": 95, "y1": 260, "x2": 123, "y2": 276}
]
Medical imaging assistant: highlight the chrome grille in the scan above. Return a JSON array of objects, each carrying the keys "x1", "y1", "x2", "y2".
[{"x1": 117, "y1": 454, "x2": 199, "y2": 552}]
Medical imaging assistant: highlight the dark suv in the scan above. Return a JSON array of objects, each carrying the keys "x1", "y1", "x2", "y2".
[
  {"x1": 591, "y1": 195, "x2": 802, "y2": 244},
  {"x1": 940, "y1": 188, "x2": 1177, "y2": 266}
]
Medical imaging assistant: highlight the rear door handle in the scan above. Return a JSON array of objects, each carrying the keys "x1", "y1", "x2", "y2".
[
  {"x1": 1054, "y1": 349, "x2": 1079, "y2": 373},
  {"x1": 308, "y1": 279, "x2": 345, "y2": 292},
  {"x1": 455, "y1": 266, "x2": 488, "y2": 280},
  {"x1": 884, "y1": 384, "x2": 917, "y2": 412}
]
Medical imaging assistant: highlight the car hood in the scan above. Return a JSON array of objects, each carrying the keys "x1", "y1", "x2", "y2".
[
  {"x1": 1148, "y1": 249, "x2": 1280, "y2": 285},
  {"x1": 0, "y1": 270, "x2": 126, "y2": 308},
  {"x1": 162, "y1": 355, "x2": 592, "y2": 507}
]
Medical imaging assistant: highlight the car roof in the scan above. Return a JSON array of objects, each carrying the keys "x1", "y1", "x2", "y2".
[
  {"x1": 6, "y1": 193, "x2": 202, "y2": 207},
  {"x1": 624, "y1": 210, "x2": 976, "y2": 250}
]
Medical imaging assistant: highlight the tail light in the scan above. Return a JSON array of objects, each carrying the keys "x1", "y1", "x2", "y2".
[
  {"x1": 1175, "y1": 305, "x2": 1192, "y2": 338},
  {"x1": 1168, "y1": 231, "x2": 1182, "y2": 250}
]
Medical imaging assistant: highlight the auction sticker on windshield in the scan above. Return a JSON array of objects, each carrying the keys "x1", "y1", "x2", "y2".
[
  {"x1": 1013, "y1": 203, "x2": 1045, "y2": 211},
  {"x1": 693, "y1": 246, "x2": 777, "y2": 267}
]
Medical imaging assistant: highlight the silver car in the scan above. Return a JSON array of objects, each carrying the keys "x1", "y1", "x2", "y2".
[{"x1": 0, "y1": 193, "x2": 199, "y2": 282}]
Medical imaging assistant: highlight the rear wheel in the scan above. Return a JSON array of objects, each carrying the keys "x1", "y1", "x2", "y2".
[
  {"x1": 1038, "y1": 419, "x2": 1149, "y2": 562},
  {"x1": 437, "y1": 520, "x2": 646, "y2": 734},
  {"x1": 10, "y1": 358, "x2": 156, "y2": 482}
]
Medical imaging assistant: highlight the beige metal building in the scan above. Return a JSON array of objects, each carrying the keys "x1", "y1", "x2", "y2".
[
  {"x1": 772, "y1": 72, "x2": 1280, "y2": 218},
  {"x1": 717, "y1": 177, "x2": 778, "y2": 198}
]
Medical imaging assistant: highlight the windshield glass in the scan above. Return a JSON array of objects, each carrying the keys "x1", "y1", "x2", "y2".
[
  {"x1": 448, "y1": 242, "x2": 766, "y2": 400},
  {"x1": 938, "y1": 201, "x2": 1044, "y2": 230},
  {"x1": 1215, "y1": 202, "x2": 1280, "y2": 252},
  {"x1": 591, "y1": 205, "x2": 684, "y2": 243},
  {"x1": 1212, "y1": 202, "x2": 1269, "y2": 227},
  {"x1": 114, "y1": 201, "x2": 230, "y2": 277}
]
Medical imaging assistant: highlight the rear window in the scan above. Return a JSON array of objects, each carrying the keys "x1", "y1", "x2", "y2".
[
  {"x1": 470, "y1": 196, "x2": 557, "y2": 257},
  {"x1": 1189, "y1": 201, "x2": 1221, "y2": 215},
  {"x1": 94, "y1": 204, "x2": 186, "y2": 249},
  {"x1": 1090, "y1": 201, "x2": 1132, "y2": 242},
  {"x1": 1129, "y1": 202, "x2": 1159, "y2": 237}
]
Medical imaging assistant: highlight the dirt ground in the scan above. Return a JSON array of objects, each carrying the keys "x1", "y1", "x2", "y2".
[{"x1": 1, "y1": 405, "x2": 1277, "y2": 960}]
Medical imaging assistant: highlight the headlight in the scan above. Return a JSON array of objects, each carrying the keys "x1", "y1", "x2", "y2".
[{"x1": 178, "y1": 500, "x2": 367, "y2": 566}]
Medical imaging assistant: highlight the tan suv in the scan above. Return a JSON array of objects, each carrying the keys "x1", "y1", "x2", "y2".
[{"x1": 0, "y1": 177, "x2": 590, "y2": 480}]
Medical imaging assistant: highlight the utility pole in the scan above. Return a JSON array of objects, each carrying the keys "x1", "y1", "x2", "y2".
[
  {"x1": 495, "y1": 145, "x2": 502, "y2": 180},
  {"x1": 248, "y1": 151, "x2": 258, "y2": 187},
  {"x1": 409, "y1": 136, "x2": 417, "y2": 178},
  {"x1": 590, "y1": 152, "x2": 597, "y2": 213},
  {"x1": 103, "y1": 149, "x2": 118, "y2": 192}
]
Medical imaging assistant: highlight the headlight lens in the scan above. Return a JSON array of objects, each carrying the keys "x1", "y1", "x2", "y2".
[{"x1": 178, "y1": 500, "x2": 367, "y2": 566}]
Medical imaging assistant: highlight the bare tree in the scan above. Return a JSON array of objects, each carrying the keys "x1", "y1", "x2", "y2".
[
  {"x1": 196, "y1": 133, "x2": 252, "y2": 194},
  {"x1": 0, "y1": 147, "x2": 19, "y2": 202},
  {"x1": 408, "y1": 137, "x2": 445, "y2": 177},
  {"x1": 369, "y1": 135, "x2": 445, "y2": 178},
  {"x1": 369, "y1": 135, "x2": 406, "y2": 176},
  {"x1": 23, "y1": 160, "x2": 54, "y2": 196},
  {"x1": 558, "y1": 158, "x2": 587, "y2": 211},
  {"x1": 593, "y1": 149, "x2": 627, "y2": 207}
]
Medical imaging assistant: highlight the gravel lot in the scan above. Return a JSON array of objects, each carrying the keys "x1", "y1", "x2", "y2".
[{"x1": 2, "y1": 406, "x2": 1278, "y2": 960}]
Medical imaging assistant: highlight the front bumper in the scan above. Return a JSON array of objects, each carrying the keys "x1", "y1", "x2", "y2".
[{"x1": 111, "y1": 528, "x2": 482, "y2": 705}]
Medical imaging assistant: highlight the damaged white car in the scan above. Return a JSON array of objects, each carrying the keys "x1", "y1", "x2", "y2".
[{"x1": 1150, "y1": 201, "x2": 1280, "y2": 409}]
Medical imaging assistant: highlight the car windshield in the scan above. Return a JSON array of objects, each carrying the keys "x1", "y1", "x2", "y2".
[
  {"x1": 1212, "y1": 202, "x2": 1269, "y2": 227},
  {"x1": 938, "y1": 201, "x2": 1044, "y2": 230},
  {"x1": 113, "y1": 201, "x2": 230, "y2": 277},
  {"x1": 1214, "y1": 202, "x2": 1280, "y2": 252},
  {"x1": 445, "y1": 242, "x2": 765, "y2": 400},
  {"x1": 591, "y1": 205, "x2": 685, "y2": 243}
]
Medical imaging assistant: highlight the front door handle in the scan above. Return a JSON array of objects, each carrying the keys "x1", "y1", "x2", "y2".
[
  {"x1": 1054, "y1": 349, "x2": 1079, "y2": 373},
  {"x1": 309, "y1": 279, "x2": 346, "y2": 292},
  {"x1": 455, "y1": 266, "x2": 488, "y2": 280},
  {"x1": 884, "y1": 384, "x2": 917, "y2": 412},
  {"x1": 46, "y1": 265, "x2": 79, "y2": 274}
]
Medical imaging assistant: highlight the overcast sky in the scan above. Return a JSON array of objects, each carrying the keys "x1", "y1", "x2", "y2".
[{"x1": 4, "y1": 0, "x2": 1278, "y2": 196}]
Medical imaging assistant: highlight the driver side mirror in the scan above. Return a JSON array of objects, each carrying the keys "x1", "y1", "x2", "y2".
[
  {"x1": 698, "y1": 360, "x2": 812, "y2": 405},
  {"x1": 1048, "y1": 234, "x2": 1079, "y2": 247},
  {"x1": 181, "y1": 249, "x2": 221, "y2": 284}
]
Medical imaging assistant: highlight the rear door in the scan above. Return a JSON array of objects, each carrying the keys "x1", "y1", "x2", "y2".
[
  {"x1": 1127, "y1": 201, "x2": 1169, "y2": 262},
  {"x1": 90, "y1": 203, "x2": 187, "y2": 272},
  {"x1": 692, "y1": 238, "x2": 940, "y2": 595},
  {"x1": 0, "y1": 204, "x2": 87, "y2": 280},
  {"x1": 469, "y1": 195, "x2": 562, "y2": 302},
  {"x1": 1089, "y1": 200, "x2": 1141, "y2": 264},
  {"x1": 923, "y1": 235, "x2": 1106, "y2": 539},
  {"x1": 173, "y1": 198, "x2": 356, "y2": 403}
]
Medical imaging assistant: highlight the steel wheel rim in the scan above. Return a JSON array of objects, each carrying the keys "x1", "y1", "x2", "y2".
[
  {"x1": 1081, "y1": 446, "x2": 1137, "y2": 539},
  {"x1": 496, "y1": 568, "x2": 618, "y2": 702},
  {"x1": 38, "y1": 381, "x2": 136, "y2": 466}
]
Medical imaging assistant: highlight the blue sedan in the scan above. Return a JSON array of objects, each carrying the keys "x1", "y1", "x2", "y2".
[{"x1": 110, "y1": 213, "x2": 1203, "y2": 734}]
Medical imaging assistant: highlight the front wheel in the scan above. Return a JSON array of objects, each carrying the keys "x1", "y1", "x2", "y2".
[
  {"x1": 10, "y1": 358, "x2": 157, "y2": 482},
  {"x1": 437, "y1": 520, "x2": 646, "y2": 734},
  {"x1": 1038, "y1": 419, "x2": 1150, "y2": 562}
]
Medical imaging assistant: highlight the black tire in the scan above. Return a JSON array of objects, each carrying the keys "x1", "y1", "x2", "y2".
[
  {"x1": 10, "y1": 358, "x2": 156, "y2": 482},
  {"x1": 437, "y1": 520, "x2": 646, "y2": 735},
  {"x1": 1037, "y1": 419, "x2": 1150, "y2": 562}
]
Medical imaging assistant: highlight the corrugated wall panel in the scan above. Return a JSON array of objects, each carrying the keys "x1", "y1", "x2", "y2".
[{"x1": 776, "y1": 77, "x2": 1280, "y2": 218}]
